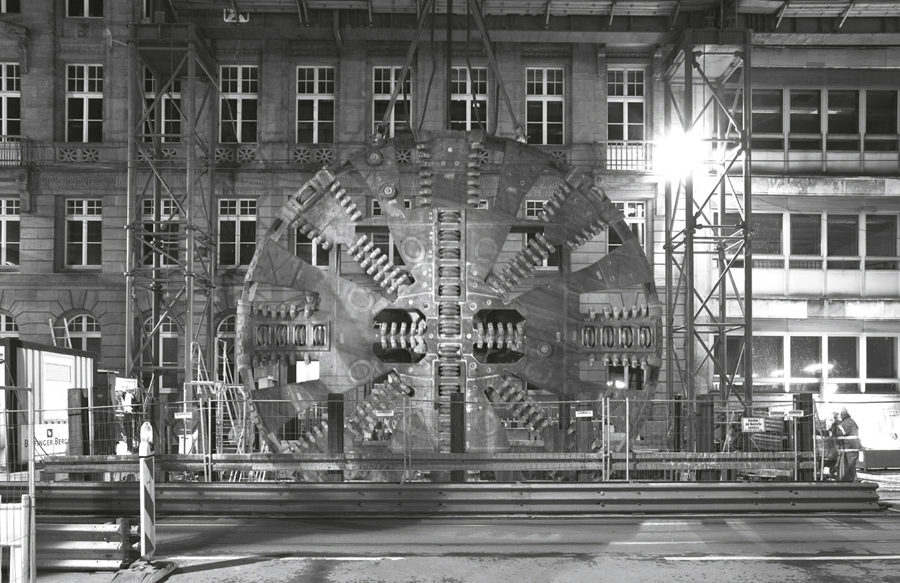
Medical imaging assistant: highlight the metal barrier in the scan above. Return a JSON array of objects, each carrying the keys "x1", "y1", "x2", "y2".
[
  {"x1": 14, "y1": 394, "x2": 900, "y2": 485},
  {"x1": 35, "y1": 519, "x2": 136, "y2": 571},
  {"x1": 0, "y1": 481, "x2": 882, "y2": 517},
  {"x1": 0, "y1": 386, "x2": 35, "y2": 583}
]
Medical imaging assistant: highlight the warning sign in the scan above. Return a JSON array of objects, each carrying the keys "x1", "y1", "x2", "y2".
[{"x1": 741, "y1": 417, "x2": 766, "y2": 433}]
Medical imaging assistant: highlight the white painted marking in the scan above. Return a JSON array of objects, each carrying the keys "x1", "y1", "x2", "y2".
[
  {"x1": 610, "y1": 541, "x2": 706, "y2": 546},
  {"x1": 165, "y1": 554, "x2": 405, "y2": 562},
  {"x1": 666, "y1": 555, "x2": 900, "y2": 562},
  {"x1": 279, "y1": 557, "x2": 405, "y2": 562}
]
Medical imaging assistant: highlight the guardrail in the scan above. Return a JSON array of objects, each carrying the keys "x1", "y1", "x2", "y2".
[
  {"x1": 1, "y1": 481, "x2": 882, "y2": 517},
  {"x1": 36, "y1": 519, "x2": 136, "y2": 571},
  {"x1": 39, "y1": 451, "x2": 817, "y2": 476}
]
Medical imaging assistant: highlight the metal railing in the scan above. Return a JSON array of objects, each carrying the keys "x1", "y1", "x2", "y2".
[{"x1": 598, "y1": 140, "x2": 655, "y2": 172}]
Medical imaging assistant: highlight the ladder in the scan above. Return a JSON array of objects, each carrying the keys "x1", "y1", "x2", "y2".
[{"x1": 48, "y1": 317, "x2": 72, "y2": 348}]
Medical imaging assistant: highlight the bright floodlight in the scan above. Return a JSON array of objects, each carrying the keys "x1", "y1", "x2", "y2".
[{"x1": 655, "y1": 129, "x2": 704, "y2": 180}]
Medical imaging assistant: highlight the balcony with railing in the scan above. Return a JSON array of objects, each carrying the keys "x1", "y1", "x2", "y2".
[{"x1": 597, "y1": 140, "x2": 655, "y2": 173}]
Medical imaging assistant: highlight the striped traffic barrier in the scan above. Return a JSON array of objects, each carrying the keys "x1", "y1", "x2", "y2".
[{"x1": 138, "y1": 422, "x2": 155, "y2": 560}]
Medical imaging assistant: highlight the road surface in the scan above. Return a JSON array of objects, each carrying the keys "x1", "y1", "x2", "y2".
[{"x1": 39, "y1": 510, "x2": 900, "y2": 582}]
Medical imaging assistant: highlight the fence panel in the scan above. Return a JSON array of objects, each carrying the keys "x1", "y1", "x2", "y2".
[
  {"x1": 36, "y1": 392, "x2": 900, "y2": 487},
  {"x1": 1, "y1": 386, "x2": 34, "y2": 583}
]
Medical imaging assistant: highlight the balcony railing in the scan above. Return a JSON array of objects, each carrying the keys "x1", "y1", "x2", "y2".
[
  {"x1": 598, "y1": 140, "x2": 655, "y2": 173},
  {"x1": 0, "y1": 135, "x2": 26, "y2": 166}
]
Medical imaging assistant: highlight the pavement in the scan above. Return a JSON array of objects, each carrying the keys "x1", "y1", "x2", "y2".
[{"x1": 33, "y1": 501, "x2": 900, "y2": 583}]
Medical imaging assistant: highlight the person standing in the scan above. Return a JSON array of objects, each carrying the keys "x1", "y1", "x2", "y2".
[{"x1": 835, "y1": 408, "x2": 860, "y2": 482}]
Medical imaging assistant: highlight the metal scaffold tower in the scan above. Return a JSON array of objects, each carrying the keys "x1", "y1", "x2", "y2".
[
  {"x1": 662, "y1": 29, "x2": 755, "y2": 440},
  {"x1": 125, "y1": 23, "x2": 219, "y2": 426}
]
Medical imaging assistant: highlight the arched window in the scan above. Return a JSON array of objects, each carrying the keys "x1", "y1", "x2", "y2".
[
  {"x1": 0, "y1": 311, "x2": 18, "y2": 338},
  {"x1": 216, "y1": 314, "x2": 236, "y2": 383},
  {"x1": 67, "y1": 313, "x2": 101, "y2": 353}
]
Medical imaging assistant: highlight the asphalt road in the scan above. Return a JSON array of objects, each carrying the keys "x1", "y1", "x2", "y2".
[{"x1": 37, "y1": 509, "x2": 900, "y2": 583}]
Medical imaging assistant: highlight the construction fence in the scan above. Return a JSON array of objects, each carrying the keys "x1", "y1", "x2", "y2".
[
  {"x1": 0, "y1": 386, "x2": 35, "y2": 583},
  {"x1": 6, "y1": 386, "x2": 894, "y2": 486}
]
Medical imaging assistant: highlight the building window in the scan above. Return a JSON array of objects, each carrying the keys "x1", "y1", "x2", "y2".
[
  {"x1": 865, "y1": 214, "x2": 899, "y2": 270},
  {"x1": 220, "y1": 65, "x2": 258, "y2": 143},
  {"x1": 865, "y1": 90, "x2": 898, "y2": 151},
  {"x1": 1, "y1": 1, "x2": 20, "y2": 14},
  {"x1": 525, "y1": 67, "x2": 564, "y2": 145},
  {"x1": 295, "y1": 229, "x2": 330, "y2": 267},
  {"x1": 215, "y1": 315, "x2": 236, "y2": 383},
  {"x1": 143, "y1": 68, "x2": 181, "y2": 143},
  {"x1": 728, "y1": 334, "x2": 899, "y2": 394},
  {"x1": 218, "y1": 198, "x2": 256, "y2": 267},
  {"x1": 826, "y1": 90, "x2": 859, "y2": 151},
  {"x1": 0, "y1": 312, "x2": 18, "y2": 338},
  {"x1": 866, "y1": 337, "x2": 898, "y2": 393},
  {"x1": 789, "y1": 213, "x2": 821, "y2": 267},
  {"x1": 788, "y1": 90, "x2": 821, "y2": 150},
  {"x1": 141, "y1": 199, "x2": 180, "y2": 267},
  {"x1": 754, "y1": 88, "x2": 900, "y2": 153},
  {"x1": 67, "y1": 313, "x2": 101, "y2": 353},
  {"x1": 143, "y1": 315, "x2": 179, "y2": 368},
  {"x1": 67, "y1": 0, "x2": 102, "y2": 17},
  {"x1": 450, "y1": 66, "x2": 488, "y2": 131},
  {"x1": 608, "y1": 201, "x2": 647, "y2": 253},
  {"x1": 65, "y1": 199, "x2": 102, "y2": 267},
  {"x1": 0, "y1": 198, "x2": 19, "y2": 267},
  {"x1": 524, "y1": 200, "x2": 545, "y2": 219},
  {"x1": 607, "y1": 68, "x2": 644, "y2": 142},
  {"x1": 373, "y1": 66, "x2": 412, "y2": 138},
  {"x1": 730, "y1": 210, "x2": 899, "y2": 272},
  {"x1": 66, "y1": 64, "x2": 103, "y2": 143},
  {"x1": 826, "y1": 214, "x2": 859, "y2": 269},
  {"x1": 0, "y1": 64, "x2": 20, "y2": 138},
  {"x1": 296, "y1": 66, "x2": 335, "y2": 144},
  {"x1": 750, "y1": 89, "x2": 783, "y2": 150}
]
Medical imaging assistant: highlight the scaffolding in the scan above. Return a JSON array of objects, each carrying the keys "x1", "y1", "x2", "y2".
[
  {"x1": 124, "y1": 22, "x2": 219, "y2": 438},
  {"x1": 662, "y1": 29, "x2": 755, "y2": 450}
]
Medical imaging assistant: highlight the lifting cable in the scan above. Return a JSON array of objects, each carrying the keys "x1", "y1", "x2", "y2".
[{"x1": 375, "y1": 0, "x2": 526, "y2": 143}]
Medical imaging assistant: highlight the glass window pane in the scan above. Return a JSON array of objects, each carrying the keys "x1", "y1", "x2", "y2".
[
  {"x1": 627, "y1": 102, "x2": 643, "y2": 124},
  {"x1": 790, "y1": 214, "x2": 821, "y2": 255},
  {"x1": 827, "y1": 214, "x2": 859, "y2": 256},
  {"x1": 725, "y1": 336, "x2": 744, "y2": 376},
  {"x1": 828, "y1": 337, "x2": 858, "y2": 377},
  {"x1": 867, "y1": 337, "x2": 897, "y2": 378},
  {"x1": 866, "y1": 90, "x2": 897, "y2": 135},
  {"x1": 790, "y1": 336, "x2": 822, "y2": 377},
  {"x1": 790, "y1": 90, "x2": 821, "y2": 134},
  {"x1": 752, "y1": 90, "x2": 783, "y2": 134},
  {"x1": 319, "y1": 100, "x2": 334, "y2": 122},
  {"x1": 866, "y1": 215, "x2": 898, "y2": 257},
  {"x1": 732, "y1": 213, "x2": 784, "y2": 254},
  {"x1": 866, "y1": 383, "x2": 898, "y2": 394},
  {"x1": 239, "y1": 220, "x2": 256, "y2": 242},
  {"x1": 827, "y1": 90, "x2": 859, "y2": 134},
  {"x1": 753, "y1": 336, "x2": 784, "y2": 378}
]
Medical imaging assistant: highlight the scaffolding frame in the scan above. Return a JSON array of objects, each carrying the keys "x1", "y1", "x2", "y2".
[
  {"x1": 124, "y1": 24, "x2": 219, "y2": 435},
  {"x1": 662, "y1": 29, "x2": 754, "y2": 449}
]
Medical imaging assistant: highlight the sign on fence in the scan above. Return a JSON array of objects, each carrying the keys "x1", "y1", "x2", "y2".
[
  {"x1": 741, "y1": 417, "x2": 766, "y2": 433},
  {"x1": 18, "y1": 422, "x2": 69, "y2": 460}
]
